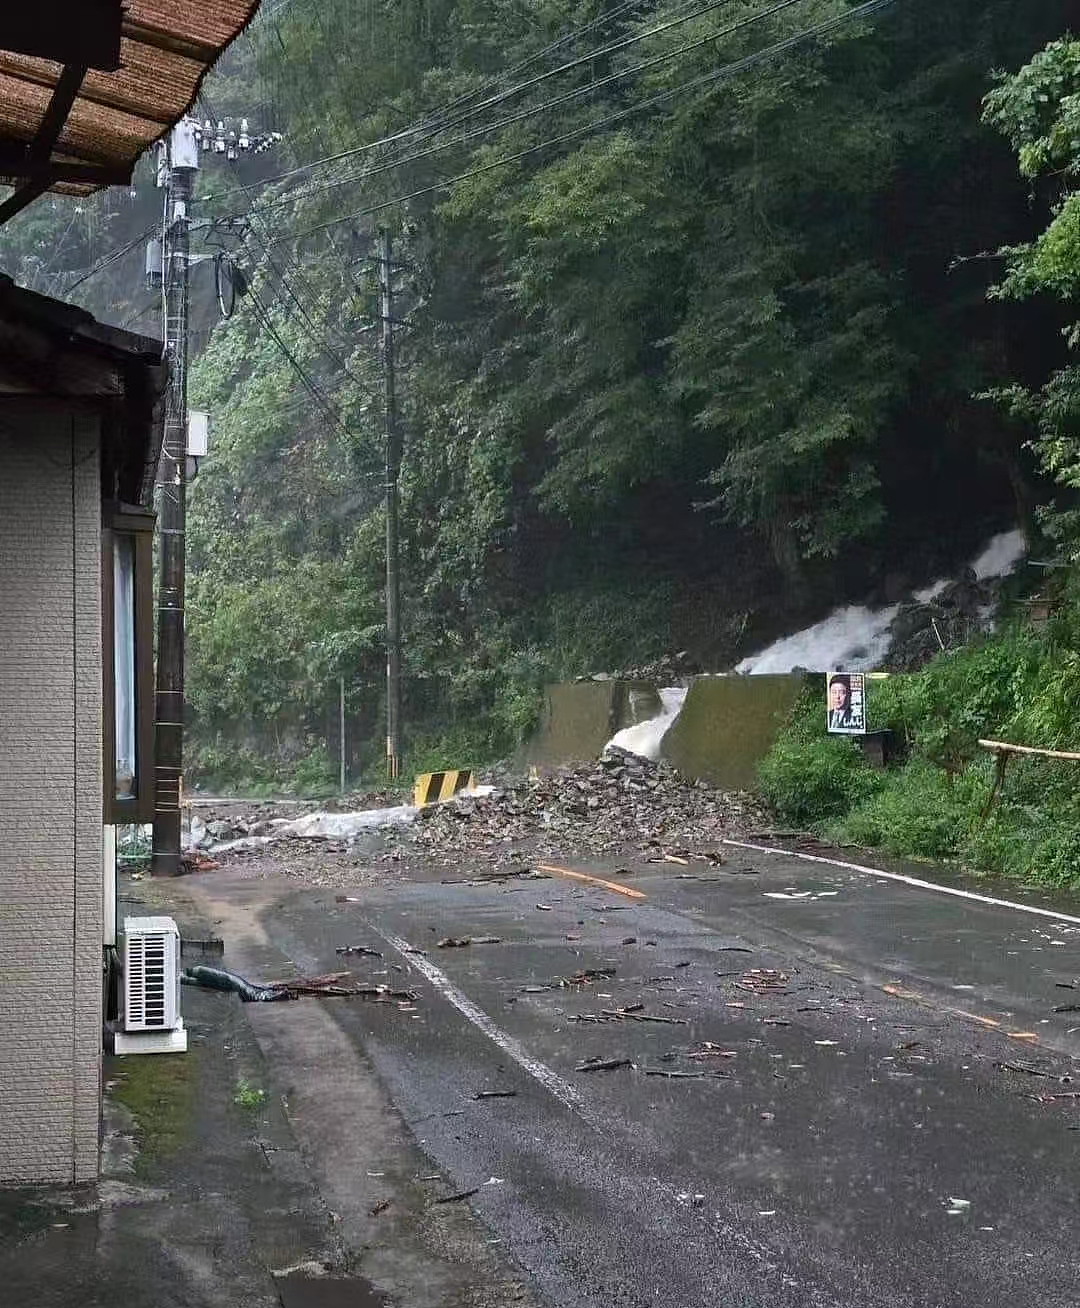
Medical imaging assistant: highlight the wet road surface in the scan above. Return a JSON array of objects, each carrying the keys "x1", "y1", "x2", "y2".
[{"x1": 206, "y1": 847, "x2": 1080, "y2": 1308}]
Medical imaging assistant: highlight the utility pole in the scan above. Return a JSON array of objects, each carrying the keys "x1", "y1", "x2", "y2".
[
  {"x1": 151, "y1": 117, "x2": 199, "y2": 877},
  {"x1": 339, "y1": 674, "x2": 347, "y2": 794},
  {"x1": 379, "y1": 227, "x2": 403, "y2": 781},
  {"x1": 148, "y1": 114, "x2": 281, "y2": 875}
]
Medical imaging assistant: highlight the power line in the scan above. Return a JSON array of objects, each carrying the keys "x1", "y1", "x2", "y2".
[
  {"x1": 244, "y1": 280, "x2": 372, "y2": 451},
  {"x1": 120, "y1": 296, "x2": 159, "y2": 329},
  {"x1": 245, "y1": 210, "x2": 382, "y2": 402},
  {"x1": 193, "y1": 90, "x2": 381, "y2": 418},
  {"x1": 420, "y1": 0, "x2": 658, "y2": 123},
  {"x1": 224, "y1": 0, "x2": 822, "y2": 224},
  {"x1": 63, "y1": 223, "x2": 157, "y2": 293},
  {"x1": 199, "y1": 0, "x2": 778, "y2": 207},
  {"x1": 406, "y1": 0, "x2": 813, "y2": 144},
  {"x1": 37, "y1": 205, "x2": 88, "y2": 287},
  {"x1": 272, "y1": 0, "x2": 896, "y2": 248},
  {"x1": 200, "y1": 0, "x2": 656, "y2": 202},
  {"x1": 165, "y1": 0, "x2": 893, "y2": 480},
  {"x1": 246, "y1": 283, "x2": 341, "y2": 418}
]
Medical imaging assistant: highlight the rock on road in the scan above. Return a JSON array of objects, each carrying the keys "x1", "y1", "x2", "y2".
[{"x1": 190, "y1": 845, "x2": 1080, "y2": 1308}]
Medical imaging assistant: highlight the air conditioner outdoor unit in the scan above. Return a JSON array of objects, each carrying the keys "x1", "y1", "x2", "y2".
[{"x1": 114, "y1": 916, "x2": 187, "y2": 1055}]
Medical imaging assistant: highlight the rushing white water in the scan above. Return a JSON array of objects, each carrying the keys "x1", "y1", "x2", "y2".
[
  {"x1": 735, "y1": 605, "x2": 901, "y2": 675},
  {"x1": 971, "y1": 527, "x2": 1026, "y2": 580},
  {"x1": 605, "y1": 686, "x2": 688, "y2": 760},
  {"x1": 736, "y1": 527, "x2": 1027, "y2": 675},
  {"x1": 912, "y1": 578, "x2": 949, "y2": 604}
]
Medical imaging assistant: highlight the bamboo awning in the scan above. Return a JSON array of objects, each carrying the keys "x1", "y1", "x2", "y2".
[{"x1": 0, "y1": 3, "x2": 261, "y2": 224}]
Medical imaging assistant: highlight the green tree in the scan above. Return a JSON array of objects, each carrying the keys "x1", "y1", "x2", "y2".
[{"x1": 982, "y1": 36, "x2": 1080, "y2": 554}]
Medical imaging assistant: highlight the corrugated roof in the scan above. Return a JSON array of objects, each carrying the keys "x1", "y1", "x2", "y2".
[{"x1": 0, "y1": 3, "x2": 261, "y2": 217}]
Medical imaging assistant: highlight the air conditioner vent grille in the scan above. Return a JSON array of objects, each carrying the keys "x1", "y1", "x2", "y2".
[{"x1": 122, "y1": 917, "x2": 181, "y2": 1033}]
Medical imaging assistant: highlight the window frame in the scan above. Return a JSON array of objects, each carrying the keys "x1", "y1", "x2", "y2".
[{"x1": 102, "y1": 502, "x2": 155, "y2": 824}]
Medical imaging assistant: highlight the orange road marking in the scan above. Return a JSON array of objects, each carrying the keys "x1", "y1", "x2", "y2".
[
  {"x1": 881, "y1": 982, "x2": 1030, "y2": 1040},
  {"x1": 953, "y1": 1011, "x2": 1001, "y2": 1029},
  {"x1": 536, "y1": 863, "x2": 646, "y2": 900}
]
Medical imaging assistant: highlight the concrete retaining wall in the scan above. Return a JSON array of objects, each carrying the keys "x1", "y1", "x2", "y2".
[
  {"x1": 521, "y1": 681, "x2": 660, "y2": 767},
  {"x1": 661, "y1": 674, "x2": 806, "y2": 789},
  {"x1": 521, "y1": 674, "x2": 807, "y2": 789}
]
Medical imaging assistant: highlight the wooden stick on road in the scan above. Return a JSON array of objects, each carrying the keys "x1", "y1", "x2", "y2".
[{"x1": 536, "y1": 863, "x2": 647, "y2": 900}]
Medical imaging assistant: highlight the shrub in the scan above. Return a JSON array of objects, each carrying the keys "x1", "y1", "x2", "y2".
[
  {"x1": 404, "y1": 723, "x2": 503, "y2": 779},
  {"x1": 964, "y1": 756, "x2": 1080, "y2": 885},
  {"x1": 187, "y1": 741, "x2": 280, "y2": 794},
  {"x1": 755, "y1": 613, "x2": 1080, "y2": 887},
  {"x1": 291, "y1": 746, "x2": 339, "y2": 797},
  {"x1": 830, "y1": 760, "x2": 988, "y2": 860},
  {"x1": 907, "y1": 628, "x2": 1044, "y2": 773},
  {"x1": 758, "y1": 732, "x2": 883, "y2": 827}
]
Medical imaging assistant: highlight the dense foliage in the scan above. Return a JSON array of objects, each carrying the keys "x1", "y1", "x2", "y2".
[
  {"x1": 185, "y1": 0, "x2": 1074, "y2": 783},
  {"x1": 759, "y1": 32, "x2": 1080, "y2": 888},
  {"x1": 1, "y1": 2, "x2": 1076, "y2": 790},
  {"x1": 981, "y1": 36, "x2": 1080, "y2": 554}
]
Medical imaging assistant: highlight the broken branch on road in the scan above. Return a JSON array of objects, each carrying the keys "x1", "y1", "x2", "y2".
[
  {"x1": 599, "y1": 1008, "x2": 689, "y2": 1025},
  {"x1": 641, "y1": 1068, "x2": 717, "y2": 1079},
  {"x1": 997, "y1": 1061, "x2": 1052, "y2": 1077},
  {"x1": 556, "y1": 966, "x2": 617, "y2": 988},
  {"x1": 433, "y1": 1187, "x2": 481, "y2": 1204},
  {"x1": 733, "y1": 968, "x2": 791, "y2": 994},
  {"x1": 576, "y1": 1058, "x2": 633, "y2": 1073}
]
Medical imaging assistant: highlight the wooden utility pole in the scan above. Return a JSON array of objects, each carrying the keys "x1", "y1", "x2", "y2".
[
  {"x1": 151, "y1": 118, "x2": 198, "y2": 876},
  {"x1": 379, "y1": 227, "x2": 403, "y2": 780},
  {"x1": 339, "y1": 674, "x2": 347, "y2": 794}
]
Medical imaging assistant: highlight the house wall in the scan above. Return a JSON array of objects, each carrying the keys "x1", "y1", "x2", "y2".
[{"x1": 0, "y1": 403, "x2": 103, "y2": 1184}]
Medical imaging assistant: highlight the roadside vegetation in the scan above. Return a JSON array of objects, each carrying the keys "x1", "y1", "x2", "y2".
[
  {"x1": 759, "y1": 605, "x2": 1080, "y2": 886},
  {"x1": 762, "y1": 36, "x2": 1080, "y2": 889}
]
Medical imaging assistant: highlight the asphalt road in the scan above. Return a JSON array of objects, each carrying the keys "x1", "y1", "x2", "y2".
[{"x1": 213, "y1": 846, "x2": 1080, "y2": 1308}]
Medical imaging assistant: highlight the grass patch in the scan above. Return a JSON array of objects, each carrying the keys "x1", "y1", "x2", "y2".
[
  {"x1": 824, "y1": 760, "x2": 989, "y2": 860},
  {"x1": 109, "y1": 1053, "x2": 197, "y2": 1172},
  {"x1": 232, "y1": 1078, "x2": 267, "y2": 1110}
]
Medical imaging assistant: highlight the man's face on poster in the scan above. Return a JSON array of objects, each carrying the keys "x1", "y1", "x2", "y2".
[{"x1": 829, "y1": 679, "x2": 848, "y2": 712}]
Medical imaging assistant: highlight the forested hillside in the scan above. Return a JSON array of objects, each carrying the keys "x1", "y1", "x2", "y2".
[{"x1": 1, "y1": 0, "x2": 1076, "y2": 788}]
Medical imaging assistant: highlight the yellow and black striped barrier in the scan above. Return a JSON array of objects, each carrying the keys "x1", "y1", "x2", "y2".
[{"x1": 414, "y1": 769, "x2": 475, "y2": 807}]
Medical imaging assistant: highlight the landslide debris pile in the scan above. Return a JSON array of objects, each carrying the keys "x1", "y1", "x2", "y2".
[
  {"x1": 887, "y1": 572, "x2": 1007, "y2": 671},
  {"x1": 408, "y1": 747, "x2": 769, "y2": 862}
]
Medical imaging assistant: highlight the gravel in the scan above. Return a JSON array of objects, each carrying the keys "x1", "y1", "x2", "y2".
[{"x1": 189, "y1": 748, "x2": 771, "y2": 889}]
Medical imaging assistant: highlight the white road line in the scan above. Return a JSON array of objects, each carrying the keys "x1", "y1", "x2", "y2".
[
  {"x1": 362, "y1": 919, "x2": 590, "y2": 1120},
  {"x1": 721, "y1": 838, "x2": 1080, "y2": 928}
]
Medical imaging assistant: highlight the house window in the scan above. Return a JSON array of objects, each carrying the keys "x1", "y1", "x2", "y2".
[{"x1": 103, "y1": 505, "x2": 155, "y2": 823}]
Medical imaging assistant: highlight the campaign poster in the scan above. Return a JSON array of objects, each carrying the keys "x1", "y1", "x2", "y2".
[{"x1": 826, "y1": 672, "x2": 866, "y2": 735}]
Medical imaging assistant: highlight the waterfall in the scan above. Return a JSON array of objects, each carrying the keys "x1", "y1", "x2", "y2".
[
  {"x1": 605, "y1": 686, "x2": 688, "y2": 760},
  {"x1": 735, "y1": 528, "x2": 1027, "y2": 675}
]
